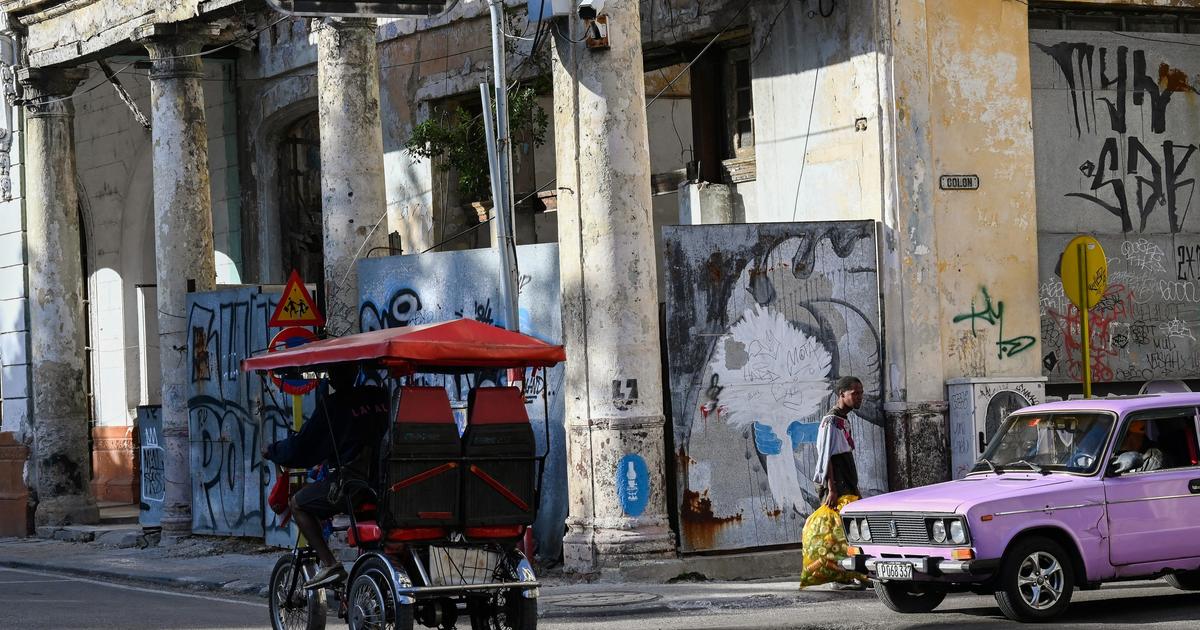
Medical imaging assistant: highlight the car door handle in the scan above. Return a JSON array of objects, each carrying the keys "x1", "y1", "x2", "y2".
[{"x1": 1189, "y1": 479, "x2": 1200, "y2": 494}]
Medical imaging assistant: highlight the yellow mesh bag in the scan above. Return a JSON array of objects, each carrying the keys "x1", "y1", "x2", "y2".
[{"x1": 798, "y1": 494, "x2": 866, "y2": 588}]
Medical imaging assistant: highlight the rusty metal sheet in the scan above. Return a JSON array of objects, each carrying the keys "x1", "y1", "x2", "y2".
[{"x1": 664, "y1": 221, "x2": 887, "y2": 552}]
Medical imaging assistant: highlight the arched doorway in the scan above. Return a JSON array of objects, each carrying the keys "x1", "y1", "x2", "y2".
[{"x1": 279, "y1": 112, "x2": 322, "y2": 281}]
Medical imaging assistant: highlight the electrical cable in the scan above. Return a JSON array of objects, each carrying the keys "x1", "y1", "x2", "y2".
[
  {"x1": 645, "y1": 0, "x2": 751, "y2": 109},
  {"x1": 789, "y1": 64, "x2": 820, "y2": 222}
]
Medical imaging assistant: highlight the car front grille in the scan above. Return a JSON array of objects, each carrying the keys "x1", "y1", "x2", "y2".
[{"x1": 863, "y1": 514, "x2": 930, "y2": 545}]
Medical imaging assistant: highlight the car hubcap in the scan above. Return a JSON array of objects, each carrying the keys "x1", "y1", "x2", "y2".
[{"x1": 1017, "y1": 551, "x2": 1064, "y2": 610}]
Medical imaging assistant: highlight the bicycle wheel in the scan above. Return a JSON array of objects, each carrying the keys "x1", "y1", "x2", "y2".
[{"x1": 269, "y1": 554, "x2": 328, "y2": 630}]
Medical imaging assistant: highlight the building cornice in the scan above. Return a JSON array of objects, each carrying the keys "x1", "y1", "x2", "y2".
[{"x1": 0, "y1": 0, "x2": 101, "y2": 26}]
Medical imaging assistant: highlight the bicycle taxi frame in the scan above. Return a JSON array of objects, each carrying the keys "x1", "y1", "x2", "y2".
[{"x1": 243, "y1": 318, "x2": 565, "y2": 630}]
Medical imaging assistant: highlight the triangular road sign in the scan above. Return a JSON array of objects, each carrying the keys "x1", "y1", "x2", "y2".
[{"x1": 269, "y1": 270, "x2": 325, "y2": 327}]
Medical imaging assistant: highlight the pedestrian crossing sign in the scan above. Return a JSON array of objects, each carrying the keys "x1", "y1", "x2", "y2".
[{"x1": 269, "y1": 270, "x2": 325, "y2": 327}]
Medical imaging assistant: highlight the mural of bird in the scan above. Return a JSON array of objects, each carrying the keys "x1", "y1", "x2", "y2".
[{"x1": 707, "y1": 305, "x2": 833, "y2": 515}]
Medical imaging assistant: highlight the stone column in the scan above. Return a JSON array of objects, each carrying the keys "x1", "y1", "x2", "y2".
[
  {"x1": 552, "y1": 0, "x2": 675, "y2": 573},
  {"x1": 20, "y1": 67, "x2": 100, "y2": 526},
  {"x1": 133, "y1": 23, "x2": 219, "y2": 537},
  {"x1": 315, "y1": 18, "x2": 388, "y2": 336}
]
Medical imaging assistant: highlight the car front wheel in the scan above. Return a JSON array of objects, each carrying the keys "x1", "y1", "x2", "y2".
[
  {"x1": 994, "y1": 536, "x2": 1075, "y2": 622},
  {"x1": 873, "y1": 580, "x2": 946, "y2": 613},
  {"x1": 1166, "y1": 569, "x2": 1200, "y2": 591}
]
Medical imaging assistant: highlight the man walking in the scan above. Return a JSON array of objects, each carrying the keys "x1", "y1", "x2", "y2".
[{"x1": 813, "y1": 376, "x2": 863, "y2": 510}]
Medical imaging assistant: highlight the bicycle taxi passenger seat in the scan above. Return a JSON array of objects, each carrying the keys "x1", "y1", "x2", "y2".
[
  {"x1": 381, "y1": 386, "x2": 461, "y2": 543},
  {"x1": 462, "y1": 386, "x2": 536, "y2": 539}
]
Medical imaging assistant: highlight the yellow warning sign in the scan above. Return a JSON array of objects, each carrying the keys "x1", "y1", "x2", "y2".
[
  {"x1": 1060, "y1": 236, "x2": 1107, "y2": 311},
  {"x1": 269, "y1": 270, "x2": 325, "y2": 327}
]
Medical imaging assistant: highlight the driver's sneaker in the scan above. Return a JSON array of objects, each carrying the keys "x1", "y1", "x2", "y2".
[{"x1": 303, "y1": 564, "x2": 347, "y2": 589}]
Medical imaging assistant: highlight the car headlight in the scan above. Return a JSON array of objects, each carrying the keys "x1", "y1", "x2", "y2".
[
  {"x1": 860, "y1": 518, "x2": 871, "y2": 541},
  {"x1": 847, "y1": 518, "x2": 860, "y2": 541},
  {"x1": 949, "y1": 519, "x2": 966, "y2": 544},
  {"x1": 931, "y1": 519, "x2": 947, "y2": 543}
]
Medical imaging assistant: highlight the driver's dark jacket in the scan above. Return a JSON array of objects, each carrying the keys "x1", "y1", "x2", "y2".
[{"x1": 264, "y1": 384, "x2": 390, "y2": 480}]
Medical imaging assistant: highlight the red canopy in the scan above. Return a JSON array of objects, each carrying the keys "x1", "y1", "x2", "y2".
[{"x1": 242, "y1": 318, "x2": 565, "y2": 373}]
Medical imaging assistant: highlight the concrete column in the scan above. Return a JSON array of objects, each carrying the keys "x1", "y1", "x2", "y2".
[
  {"x1": 134, "y1": 23, "x2": 219, "y2": 537},
  {"x1": 552, "y1": 1, "x2": 675, "y2": 573},
  {"x1": 315, "y1": 18, "x2": 388, "y2": 336},
  {"x1": 19, "y1": 66, "x2": 100, "y2": 526}
]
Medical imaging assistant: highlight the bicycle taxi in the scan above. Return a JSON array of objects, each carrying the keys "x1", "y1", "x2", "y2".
[{"x1": 242, "y1": 318, "x2": 565, "y2": 630}]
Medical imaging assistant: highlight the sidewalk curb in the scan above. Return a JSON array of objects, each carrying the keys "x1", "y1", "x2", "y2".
[{"x1": 0, "y1": 558, "x2": 266, "y2": 598}]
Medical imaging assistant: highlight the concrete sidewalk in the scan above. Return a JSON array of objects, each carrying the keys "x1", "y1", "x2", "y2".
[{"x1": 0, "y1": 535, "x2": 872, "y2": 619}]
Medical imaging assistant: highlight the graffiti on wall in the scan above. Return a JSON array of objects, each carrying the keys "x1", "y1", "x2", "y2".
[
  {"x1": 138, "y1": 405, "x2": 164, "y2": 527},
  {"x1": 1039, "y1": 235, "x2": 1200, "y2": 384},
  {"x1": 1034, "y1": 38, "x2": 1197, "y2": 234},
  {"x1": 188, "y1": 287, "x2": 305, "y2": 546},
  {"x1": 1032, "y1": 31, "x2": 1200, "y2": 384},
  {"x1": 664, "y1": 221, "x2": 886, "y2": 552},
  {"x1": 357, "y1": 244, "x2": 566, "y2": 561},
  {"x1": 953, "y1": 287, "x2": 1037, "y2": 360}
]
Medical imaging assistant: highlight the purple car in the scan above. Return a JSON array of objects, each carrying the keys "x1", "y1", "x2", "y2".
[{"x1": 839, "y1": 393, "x2": 1200, "y2": 622}]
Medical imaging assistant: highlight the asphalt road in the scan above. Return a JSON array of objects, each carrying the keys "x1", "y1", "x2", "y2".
[
  {"x1": 3, "y1": 565, "x2": 1199, "y2": 629},
  {"x1": 541, "y1": 580, "x2": 1200, "y2": 629},
  {"x1": 0, "y1": 567, "x2": 266, "y2": 629}
]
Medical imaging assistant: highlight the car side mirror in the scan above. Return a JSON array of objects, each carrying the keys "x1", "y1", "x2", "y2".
[{"x1": 1108, "y1": 451, "x2": 1144, "y2": 476}]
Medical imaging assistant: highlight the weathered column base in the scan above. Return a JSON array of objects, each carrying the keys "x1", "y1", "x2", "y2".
[
  {"x1": 34, "y1": 494, "x2": 98, "y2": 527},
  {"x1": 563, "y1": 520, "x2": 676, "y2": 573},
  {"x1": 884, "y1": 401, "x2": 950, "y2": 491}
]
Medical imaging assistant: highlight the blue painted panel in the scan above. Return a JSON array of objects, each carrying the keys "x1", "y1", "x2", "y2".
[
  {"x1": 137, "y1": 405, "x2": 164, "y2": 528},
  {"x1": 616, "y1": 453, "x2": 649, "y2": 518},
  {"x1": 358, "y1": 244, "x2": 566, "y2": 561}
]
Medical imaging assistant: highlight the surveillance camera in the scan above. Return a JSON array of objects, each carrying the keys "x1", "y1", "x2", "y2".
[{"x1": 578, "y1": 0, "x2": 605, "y2": 21}]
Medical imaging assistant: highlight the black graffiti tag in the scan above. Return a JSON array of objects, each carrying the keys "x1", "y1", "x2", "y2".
[{"x1": 1038, "y1": 41, "x2": 1199, "y2": 234}]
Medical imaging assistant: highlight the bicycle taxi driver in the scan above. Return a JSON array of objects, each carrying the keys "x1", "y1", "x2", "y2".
[{"x1": 262, "y1": 364, "x2": 390, "y2": 589}]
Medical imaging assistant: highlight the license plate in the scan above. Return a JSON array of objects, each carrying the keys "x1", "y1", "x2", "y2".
[{"x1": 877, "y1": 561, "x2": 913, "y2": 580}]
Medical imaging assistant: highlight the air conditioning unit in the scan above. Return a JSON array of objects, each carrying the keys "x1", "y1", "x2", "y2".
[{"x1": 946, "y1": 377, "x2": 1047, "y2": 479}]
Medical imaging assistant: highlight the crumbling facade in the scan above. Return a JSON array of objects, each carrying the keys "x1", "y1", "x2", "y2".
[{"x1": 0, "y1": 0, "x2": 1196, "y2": 574}]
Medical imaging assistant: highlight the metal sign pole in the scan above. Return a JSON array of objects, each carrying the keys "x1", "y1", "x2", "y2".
[
  {"x1": 1077, "y1": 242, "x2": 1092, "y2": 399},
  {"x1": 481, "y1": 85, "x2": 521, "y2": 333},
  {"x1": 482, "y1": 1, "x2": 521, "y2": 332}
]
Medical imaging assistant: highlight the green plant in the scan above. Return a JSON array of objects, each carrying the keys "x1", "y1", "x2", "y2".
[
  {"x1": 406, "y1": 5, "x2": 551, "y2": 203},
  {"x1": 405, "y1": 85, "x2": 549, "y2": 203}
]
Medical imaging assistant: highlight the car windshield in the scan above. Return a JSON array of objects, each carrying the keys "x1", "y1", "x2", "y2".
[{"x1": 974, "y1": 412, "x2": 1114, "y2": 475}]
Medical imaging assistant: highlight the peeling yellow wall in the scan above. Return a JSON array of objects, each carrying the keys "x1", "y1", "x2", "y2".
[{"x1": 924, "y1": 0, "x2": 1042, "y2": 381}]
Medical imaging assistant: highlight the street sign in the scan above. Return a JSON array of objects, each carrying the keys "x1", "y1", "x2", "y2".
[
  {"x1": 939, "y1": 174, "x2": 980, "y2": 190},
  {"x1": 1060, "y1": 236, "x2": 1107, "y2": 311},
  {"x1": 268, "y1": 327, "x2": 319, "y2": 395},
  {"x1": 265, "y1": 0, "x2": 450, "y2": 17},
  {"x1": 269, "y1": 270, "x2": 325, "y2": 328},
  {"x1": 1060, "y1": 236, "x2": 1107, "y2": 399}
]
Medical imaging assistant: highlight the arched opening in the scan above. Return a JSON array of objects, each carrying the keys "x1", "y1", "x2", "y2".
[{"x1": 278, "y1": 112, "x2": 323, "y2": 281}]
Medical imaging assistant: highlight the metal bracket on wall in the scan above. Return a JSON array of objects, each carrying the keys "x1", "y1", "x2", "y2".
[{"x1": 586, "y1": 15, "x2": 610, "y2": 50}]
